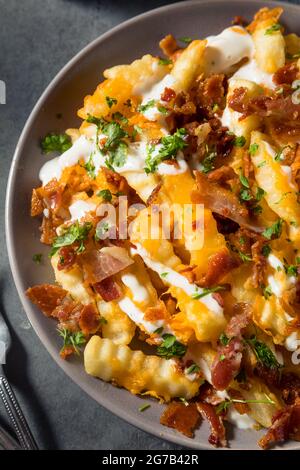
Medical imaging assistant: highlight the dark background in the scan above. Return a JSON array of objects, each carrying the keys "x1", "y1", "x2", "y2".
[{"x1": 0, "y1": 0, "x2": 299, "y2": 450}]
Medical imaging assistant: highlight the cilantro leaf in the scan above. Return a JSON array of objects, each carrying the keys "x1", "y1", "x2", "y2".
[
  {"x1": 144, "y1": 128, "x2": 187, "y2": 174},
  {"x1": 249, "y1": 143, "x2": 259, "y2": 156},
  {"x1": 97, "y1": 189, "x2": 113, "y2": 202},
  {"x1": 234, "y1": 136, "x2": 246, "y2": 147},
  {"x1": 262, "y1": 219, "x2": 283, "y2": 240},
  {"x1": 41, "y1": 133, "x2": 72, "y2": 154},
  {"x1": 239, "y1": 173, "x2": 250, "y2": 188},
  {"x1": 50, "y1": 222, "x2": 92, "y2": 256},
  {"x1": 83, "y1": 154, "x2": 96, "y2": 179},
  {"x1": 105, "y1": 96, "x2": 118, "y2": 108}
]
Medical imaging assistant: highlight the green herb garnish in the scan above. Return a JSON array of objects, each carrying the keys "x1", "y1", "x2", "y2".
[
  {"x1": 234, "y1": 136, "x2": 246, "y2": 147},
  {"x1": 262, "y1": 219, "x2": 283, "y2": 240},
  {"x1": 246, "y1": 335, "x2": 281, "y2": 369},
  {"x1": 192, "y1": 286, "x2": 225, "y2": 299},
  {"x1": 41, "y1": 133, "x2": 72, "y2": 154},
  {"x1": 32, "y1": 253, "x2": 43, "y2": 264},
  {"x1": 265, "y1": 23, "x2": 281, "y2": 35},
  {"x1": 186, "y1": 363, "x2": 200, "y2": 374},
  {"x1": 157, "y1": 334, "x2": 187, "y2": 359},
  {"x1": 58, "y1": 328, "x2": 86, "y2": 355},
  {"x1": 158, "y1": 57, "x2": 173, "y2": 66},
  {"x1": 138, "y1": 99, "x2": 156, "y2": 113},
  {"x1": 105, "y1": 96, "x2": 118, "y2": 108},
  {"x1": 249, "y1": 143, "x2": 259, "y2": 156},
  {"x1": 50, "y1": 221, "x2": 92, "y2": 256},
  {"x1": 97, "y1": 189, "x2": 113, "y2": 202},
  {"x1": 139, "y1": 404, "x2": 151, "y2": 412}
]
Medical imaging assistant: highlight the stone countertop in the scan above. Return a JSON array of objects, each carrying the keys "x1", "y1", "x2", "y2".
[{"x1": 0, "y1": 0, "x2": 299, "y2": 450}]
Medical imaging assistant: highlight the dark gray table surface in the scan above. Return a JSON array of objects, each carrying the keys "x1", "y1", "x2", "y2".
[{"x1": 0, "y1": 0, "x2": 299, "y2": 451}]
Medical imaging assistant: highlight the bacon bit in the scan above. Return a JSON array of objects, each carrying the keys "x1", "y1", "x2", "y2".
[
  {"x1": 173, "y1": 91, "x2": 197, "y2": 115},
  {"x1": 146, "y1": 182, "x2": 162, "y2": 206},
  {"x1": 160, "y1": 402, "x2": 200, "y2": 438},
  {"x1": 195, "y1": 247, "x2": 239, "y2": 287},
  {"x1": 273, "y1": 63, "x2": 299, "y2": 86},
  {"x1": 80, "y1": 248, "x2": 133, "y2": 284},
  {"x1": 57, "y1": 247, "x2": 76, "y2": 271},
  {"x1": 255, "y1": 363, "x2": 281, "y2": 389},
  {"x1": 26, "y1": 284, "x2": 67, "y2": 316},
  {"x1": 40, "y1": 215, "x2": 57, "y2": 245},
  {"x1": 144, "y1": 302, "x2": 168, "y2": 322},
  {"x1": 231, "y1": 15, "x2": 247, "y2": 26},
  {"x1": 31, "y1": 189, "x2": 44, "y2": 217},
  {"x1": 159, "y1": 34, "x2": 180, "y2": 58},
  {"x1": 280, "y1": 373, "x2": 300, "y2": 405},
  {"x1": 79, "y1": 304, "x2": 100, "y2": 334},
  {"x1": 60, "y1": 345, "x2": 75, "y2": 360},
  {"x1": 207, "y1": 165, "x2": 237, "y2": 185},
  {"x1": 41, "y1": 179, "x2": 64, "y2": 212},
  {"x1": 251, "y1": 239, "x2": 267, "y2": 288},
  {"x1": 243, "y1": 150, "x2": 253, "y2": 179},
  {"x1": 101, "y1": 166, "x2": 127, "y2": 192},
  {"x1": 161, "y1": 87, "x2": 176, "y2": 103},
  {"x1": 51, "y1": 298, "x2": 81, "y2": 325},
  {"x1": 94, "y1": 277, "x2": 122, "y2": 302},
  {"x1": 198, "y1": 74, "x2": 226, "y2": 109},
  {"x1": 196, "y1": 402, "x2": 227, "y2": 447},
  {"x1": 212, "y1": 293, "x2": 224, "y2": 308},
  {"x1": 259, "y1": 401, "x2": 300, "y2": 449},
  {"x1": 192, "y1": 171, "x2": 262, "y2": 233},
  {"x1": 211, "y1": 304, "x2": 251, "y2": 390},
  {"x1": 291, "y1": 145, "x2": 300, "y2": 189}
]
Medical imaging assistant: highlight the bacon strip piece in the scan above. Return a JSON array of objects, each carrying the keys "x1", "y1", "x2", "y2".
[
  {"x1": 191, "y1": 171, "x2": 263, "y2": 233},
  {"x1": 211, "y1": 304, "x2": 251, "y2": 391},
  {"x1": 94, "y1": 277, "x2": 122, "y2": 302},
  {"x1": 81, "y1": 247, "x2": 133, "y2": 284},
  {"x1": 195, "y1": 247, "x2": 239, "y2": 287},
  {"x1": 160, "y1": 402, "x2": 200, "y2": 438},
  {"x1": 196, "y1": 402, "x2": 227, "y2": 447},
  {"x1": 258, "y1": 401, "x2": 300, "y2": 449},
  {"x1": 26, "y1": 284, "x2": 67, "y2": 316}
]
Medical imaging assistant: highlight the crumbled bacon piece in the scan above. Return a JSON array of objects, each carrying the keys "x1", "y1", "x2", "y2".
[
  {"x1": 159, "y1": 34, "x2": 180, "y2": 58},
  {"x1": 259, "y1": 401, "x2": 300, "y2": 449},
  {"x1": 251, "y1": 239, "x2": 267, "y2": 288},
  {"x1": 160, "y1": 402, "x2": 200, "y2": 438},
  {"x1": 207, "y1": 165, "x2": 236, "y2": 185},
  {"x1": 161, "y1": 87, "x2": 176, "y2": 103},
  {"x1": 94, "y1": 277, "x2": 122, "y2": 302},
  {"x1": 57, "y1": 247, "x2": 76, "y2": 271},
  {"x1": 196, "y1": 402, "x2": 227, "y2": 447},
  {"x1": 144, "y1": 302, "x2": 168, "y2": 322},
  {"x1": 280, "y1": 373, "x2": 300, "y2": 405},
  {"x1": 40, "y1": 215, "x2": 58, "y2": 245},
  {"x1": 31, "y1": 189, "x2": 44, "y2": 217},
  {"x1": 273, "y1": 63, "x2": 299, "y2": 86},
  {"x1": 80, "y1": 248, "x2": 133, "y2": 284},
  {"x1": 211, "y1": 304, "x2": 251, "y2": 390},
  {"x1": 231, "y1": 15, "x2": 247, "y2": 26},
  {"x1": 195, "y1": 247, "x2": 238, "y2": 287},
  {"x1": 192, "y1": 171, "x2": 262, "y2": 233},
  {"x1": 146, "y1": 183, "x2": 162, "y2": 205},
  {"x1": 79, "y1": 304, "x2": 100, "y2": 335},
  {"x1": 26, "y1": 284, "x2": 67, "y2": 316}
]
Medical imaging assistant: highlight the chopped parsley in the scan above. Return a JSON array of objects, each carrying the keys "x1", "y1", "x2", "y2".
[
  {"x1": 112, "y1": 112, "x2": 128, "y2": 124},
  {"x1": 234, "y1": 136, "x2": 246, "y2": 147},
  {"x1": 249, "y1": 143, "x2": 259, "y2": 156},
  {"x1": 41, "y1": 133, "x2": 72, "y2": 154},
  {"x1": 97, "y1": 189, "x2": 113, "y2": 202},
  {"x1": 32, "y1": 253, "x2": 43, "y2": 264},
  {"x1": 139, "y1": 404, "x2": 151, "y2": 412},
  {"x1": 262, "y1": 245, "x2": 271, "y2": 257},
  {"x1": 144, "y1": 128, "x2": 187, "y2": 174},
  {"x1": 105, "y1": 96, "x2": 118, "y2": 108},
  {"x1": 265, "y1": 23, "x2": 281, "y2": 35},
  {"x1": 246, "y1": 335, "x2": 281, "y2": 369},
  {"x1": 238, "y1": 250, "x2": 252, "y2": 262},
  {"x1": 219, "y1": 333, "x2": 230, "y2": 346},
  {"x1": 239, "y1": 173, "x2": 250, "y2": 188},
  {"x1": 158, "y1": 57, "x2": 173, "y2": 66},
  {"x1": 219, "y1": 354, "x2": 226, "y2": 362},
  {"x1": 138, "y1": 99, "x2": 156, "y2": 113},
  {"x1": 58, "y1": 328, "x2": 86, "y2": 355},
  {"x1": 160, "y1": 272, "x2": 169, "y2": 278},
  {"x1": 157, "y1": 334, "x2": 187, "y2": 359},
  {"x1": 257, "y1": 161, "x2": 266, "y2": 168},
  {"x1": 256, "y1": 187, "x2": 265, "y2": 201},
  {"x1": 50, "y1": 221, "x2": 92, "y2": 256},
  {"x1": 157, "y1": 104, "x2": 168, "y2": 115},
  {"x1": 192, "y1": 285, "x2": 225, "y2": 299},
  {"x1": 262, "y1": 219, "x2": 283, "y2": 240},
  {"x1": 240, "y1": 189, "x2": 252, "y2": 201},
  {"x1": 262, "y1": 285, "x2": 273, "y2": 299},
  {"x1": 199, "y1": 146, "x2": 217, "y2": 174},
  {"x1": 186, "y1": 363, "x2": 200, "y2": 374},
  {"x1": 153, "y1": 327, "x2": 164, "y2": 335},
  {"x1": 285, "y1": 264, "x2": 298, "y2": 276},
  {"x1": 179, "y1": 37, "x2": 193, "y2": 44},
  {"x1": 83, "y1": 154, "x2": 96, "y2": 179}
]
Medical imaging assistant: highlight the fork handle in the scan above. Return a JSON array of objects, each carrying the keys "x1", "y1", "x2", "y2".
[{"x1": 0, "y1": 375, "x2": 38, "y2": 450}]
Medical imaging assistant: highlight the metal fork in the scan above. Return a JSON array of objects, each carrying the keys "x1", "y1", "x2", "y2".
[{"x1": 0, "y1": 310, "x2": 38, "y2": 450}]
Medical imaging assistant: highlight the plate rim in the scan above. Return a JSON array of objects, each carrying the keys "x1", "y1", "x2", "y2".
[{"x1": 5, "y1": 0, "x2": 300, "y2": 450}]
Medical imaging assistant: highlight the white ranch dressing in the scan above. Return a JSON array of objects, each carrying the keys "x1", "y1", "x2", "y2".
[
  {"x1": 121, "y1": 273, "x2": 149, "y2": 303},
  {"x1": 69, "y1": 200, "x2": 96, "y2": 221},
  {"x1": 285, "y1": 331, "x2": 300, "y2": 351},
  {"x1": 205, "y1": 27, "x2": 253, "y2": 75},
  {"x1": 131, "y1": 244, "x2": 223, "y2": 316},
  {"x1": 118, "y1": 297, "x2": 163, "y2": 334},
  {"x1": 230, "y1": 58, "x2": 275, "y2": 89}
]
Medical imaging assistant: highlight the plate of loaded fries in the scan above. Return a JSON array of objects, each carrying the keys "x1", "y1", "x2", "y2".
[{"x1": 6, "y1": 0, "x2": 300, "y2": 450}]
